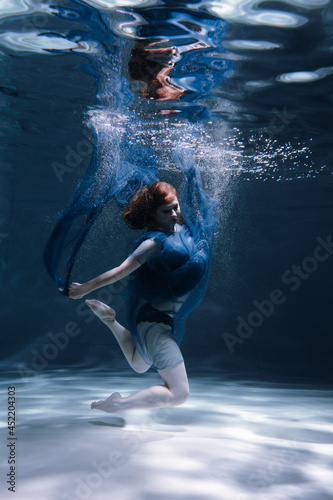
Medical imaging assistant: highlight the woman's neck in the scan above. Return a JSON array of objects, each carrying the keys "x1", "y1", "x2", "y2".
[{"x1": 151, "y1": 223, "x2": 177, "y2": 234}]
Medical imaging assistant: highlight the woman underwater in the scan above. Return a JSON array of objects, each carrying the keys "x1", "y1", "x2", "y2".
[{"x1": 68, "y1": 154, "x2": 217, "y2": 413}]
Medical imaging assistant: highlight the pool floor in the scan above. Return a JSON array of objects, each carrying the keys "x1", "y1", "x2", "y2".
[{"x1": 1, "y1": 370, "x2": 333, "y2": 500}]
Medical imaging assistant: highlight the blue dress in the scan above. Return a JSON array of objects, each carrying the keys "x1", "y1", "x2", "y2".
[
  {"x1": 44, "y1": 145, "x2": 217, "y2": 368},
  {"x1": 124, "y1": 148, "x2": 218, "y2": 365}
]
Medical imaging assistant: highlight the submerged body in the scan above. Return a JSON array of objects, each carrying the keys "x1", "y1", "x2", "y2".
[
  {"x1": 69, "y1": 149, "x2": 217, "y2": 413},
  {"x1": 127, "y1": 222, "x2": 209, "y2": 369}
]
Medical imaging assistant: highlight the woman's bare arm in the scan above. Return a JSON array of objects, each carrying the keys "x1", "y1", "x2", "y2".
[{"x1": 69, "y1": 256, "x2": 141, "y2": 299}]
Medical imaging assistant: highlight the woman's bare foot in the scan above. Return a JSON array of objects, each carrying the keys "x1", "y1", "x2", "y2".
[
  {"x1": 91, "y1": 392, "x2": 123, "y2": 413},
  {"x1": 85, "y1": 299, "x2": 116, "y2": 324}
]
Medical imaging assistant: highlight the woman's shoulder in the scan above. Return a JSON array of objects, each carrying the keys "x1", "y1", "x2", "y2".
[
  {"x1": 131, "y1": 236, "x2": 162, "y2": 265},
  {"x1": 135, "y1": 229, "x2": 166, "y2": 246}
]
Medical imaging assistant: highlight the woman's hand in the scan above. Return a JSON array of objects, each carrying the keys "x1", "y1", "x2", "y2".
[{"x1": 69, "y1": 282, "x2": 88, "y2": 300}]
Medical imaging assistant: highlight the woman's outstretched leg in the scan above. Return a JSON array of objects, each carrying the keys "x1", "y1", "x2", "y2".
[
  {"x1": 85, "y1": 299, "x2": 150, "y2": 374},
  {"x1": 91, "y1": 362, "x2": 189, "y2": 413}
]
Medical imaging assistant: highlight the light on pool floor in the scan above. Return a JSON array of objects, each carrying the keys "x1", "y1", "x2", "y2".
[{"x1": 1, "y1": 370, "x2": 332, "y2": 500}]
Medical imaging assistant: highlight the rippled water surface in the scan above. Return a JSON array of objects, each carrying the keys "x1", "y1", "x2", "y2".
[{"x1": 1, "y1": 0, "x2": 332, "y2": 180}]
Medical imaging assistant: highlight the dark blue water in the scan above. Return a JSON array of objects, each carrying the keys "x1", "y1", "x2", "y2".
[
  {"x1": 1, "y1": 2, "x2": 333, "y2": 499},
  {"x1": 1, "y1": 0, "x2": 332, "y2": 376}
]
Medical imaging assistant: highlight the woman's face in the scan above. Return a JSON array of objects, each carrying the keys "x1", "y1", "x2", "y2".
[{"x1": 154, "y1": 196, "x2": 180, "y2": 233}]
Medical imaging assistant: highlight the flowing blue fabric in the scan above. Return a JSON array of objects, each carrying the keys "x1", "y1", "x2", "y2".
[
  {"x1": 43, "y1": 39, "x2": 161, "y2": 295},
  {"x1": 43, "y1": 135, "x2": 159, "y2": 295}
]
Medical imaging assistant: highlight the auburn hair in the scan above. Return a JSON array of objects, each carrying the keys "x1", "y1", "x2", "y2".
[{"x1": 124, "y1": 182, "x2": 178, "y2": 230}]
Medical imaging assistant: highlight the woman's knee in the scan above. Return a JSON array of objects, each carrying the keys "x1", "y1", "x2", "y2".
[
  {"x1": 158, "y1": 362, "x2": 189, "y2": 405},
  {"x1": 171, "y1": 385, "x2": 190, "y2": 406}
]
